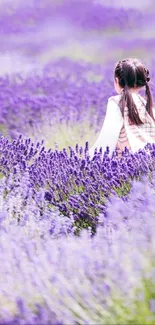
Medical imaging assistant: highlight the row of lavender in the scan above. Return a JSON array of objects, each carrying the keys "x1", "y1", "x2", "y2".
[
  {"x1": 0, "y1": 60, "x2": 108, "y2": 141},
  {"x1": 1, "y1": 134, "x2": 155, "y2": 233},
  {"x1": 0, "y1": 133, "x2": 155, "y2": 323}
]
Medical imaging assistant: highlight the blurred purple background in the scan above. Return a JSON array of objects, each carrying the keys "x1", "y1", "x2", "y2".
[{"x1": 0, "y1": 0, "x2": 154, "y2": 75}]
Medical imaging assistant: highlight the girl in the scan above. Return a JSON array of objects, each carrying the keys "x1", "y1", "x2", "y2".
[{"x1": 89, "y1": 58, "x2": 155, "y2": 159}]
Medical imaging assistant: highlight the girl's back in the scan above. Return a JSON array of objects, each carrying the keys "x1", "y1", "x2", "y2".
[
  {"x1": 89, "y1": 58, "x2": 155, "y2": 159},
  {"x1": 112, "y1": 92, "x2": 155, "y2": 155}
]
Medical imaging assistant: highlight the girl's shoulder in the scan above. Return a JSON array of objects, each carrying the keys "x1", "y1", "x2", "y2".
[
  {"x1": 108, "y1": 94, "x2": 121, "y2": 105},
  {"x1": 109, "y1": 93, "x2": 146, "y2": 105},
  {"x1": 133, "y1": 93, "x2": 146, "y2": 104}
]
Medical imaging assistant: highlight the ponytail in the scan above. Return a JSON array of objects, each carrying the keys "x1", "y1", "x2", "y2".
[
  {"x1": 145, "y1": 82, "x2": 155, "y2": 121},
  {"x1": 115, "y1": 58, "x2": 155, "y2": 125},
  {"x1": 119, "y1": 85, "x2": 144, "y2": 125}
]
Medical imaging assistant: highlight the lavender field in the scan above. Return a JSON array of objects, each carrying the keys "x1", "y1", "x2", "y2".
[{"x1": 0, "y1": 0, "x2": 155, "y2": 324}]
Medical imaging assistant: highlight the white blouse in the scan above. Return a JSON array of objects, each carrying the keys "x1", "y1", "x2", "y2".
[{"x1": 89, "y1": 93, "x2": 154, "y2": 159}]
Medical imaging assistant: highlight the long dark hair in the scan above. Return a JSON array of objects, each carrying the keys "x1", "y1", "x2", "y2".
[{"x1": 114, "y1": 58, "x2": 155, "y2": 125}]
